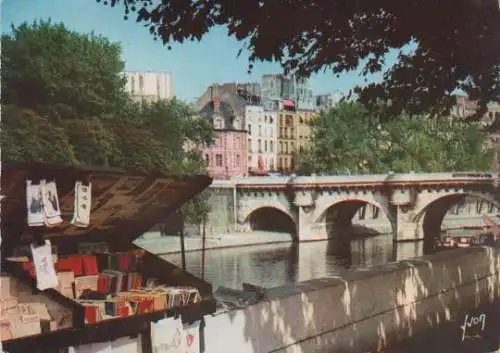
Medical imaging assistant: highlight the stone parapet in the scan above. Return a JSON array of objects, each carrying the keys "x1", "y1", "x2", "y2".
[{"x1": 203, "y1": 242, "x2": 500, "y2": 353}]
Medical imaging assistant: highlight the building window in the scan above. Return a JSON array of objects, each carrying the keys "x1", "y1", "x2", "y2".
[
  {"x1": 248, "y1": 138, "x2": 252, "y2": 152},
  {"x1": 258, "y1": 125, "x2": 262, "y2": 136},
  {"x1": 269, "y1": 116, "x2": 274, "y2": 124},
  {"x1": 235, "y1": 154, "x2": 240, "y2": 167},
  {"x1": 131, "y1": 76, "x2": 135, "y2": 93},
  {"x1": 139, "y1": 75, "x2": 144, "y2": 90},
  {"x1": 264, "y1": 140, "x2": 268, "y2": 152},
  {"x1": 279, "y1": 127, "x2": 284, "y2": 138},
  {"x1": 264, "y1": 115, "x2": 268, "y2": 123},
  {"x1": 205, "y1": 154, "x2": 210, "y2": 166},
  {"x1": 215, "y1": 154, "x2": 223, "y2": 167},
  {"x1": 279, "y1": 141, "x2": 283, "y2": 153},
  {"x1": 285, "y1": 142, "x2": 289, "y2": 153},
  {"x1": 248, "y1": 124, "x2": 252, "y2": 135},
  {"x1": 214, "y1": 118, "x2": 223, "y2": 129},
  {"x1": 258, "y1": 139, "x2": 262, "y2": 152},
  {"x1": 291, "y1": 142, "x2": 295, "y2": 152},
  {"x1": 270, "y1": 141, "x2": 274, "y2": 152}
]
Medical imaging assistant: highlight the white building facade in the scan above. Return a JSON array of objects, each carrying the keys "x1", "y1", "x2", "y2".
[
  {"x1": 245, "y1": 105, "x2": 278, "y2": 172},
  {"x1": 123, "y1": 71, "x2": 173, "y2": 103}
]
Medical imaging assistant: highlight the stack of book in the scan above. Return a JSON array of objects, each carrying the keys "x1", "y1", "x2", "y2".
[
  {"x1": 13, "y1": 249, "x2": 202, "y2": 325},
  {"x1": 0, "y1": 276, "x2": 58, "y2": 340}
]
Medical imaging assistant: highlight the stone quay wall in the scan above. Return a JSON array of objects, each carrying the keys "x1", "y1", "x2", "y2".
[{"x1": 203, "y1": 242, "x2": 500, "y2": 353}]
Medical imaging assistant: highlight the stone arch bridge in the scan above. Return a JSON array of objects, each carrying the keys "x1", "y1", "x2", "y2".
[{"x1": 209, "y1": 172, "x2": 500, "y2": 245}]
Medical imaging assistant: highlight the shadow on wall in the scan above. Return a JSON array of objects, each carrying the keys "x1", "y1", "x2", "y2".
[{"x1": 232, "y1": 243, "x2": 500, "y2": 353}]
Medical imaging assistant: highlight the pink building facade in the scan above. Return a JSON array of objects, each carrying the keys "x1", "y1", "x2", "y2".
[
  {"x1": 194, "y1": 85, "x2": 255, "y2": 180},
  {"x1": 204, "y1": 130, "x2": 248, "y2": 180}
]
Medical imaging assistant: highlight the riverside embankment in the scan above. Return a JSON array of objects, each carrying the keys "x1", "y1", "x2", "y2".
[
  {"x1": 199, "y1": 242, "x2": 499, "y2": 353},
  {"x1": 136, "y1": 214, "x2": 491, "y2": 255}
]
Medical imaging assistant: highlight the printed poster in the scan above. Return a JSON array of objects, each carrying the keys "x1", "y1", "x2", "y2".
[
  {"x1": 183, "y1": 321, "x2": 201, "y2": 353},
  {"x1": 31, "y1": 239, "x2": 59, "y2": 290}
]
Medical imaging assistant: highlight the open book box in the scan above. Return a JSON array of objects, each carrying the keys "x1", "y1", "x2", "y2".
[{"x1": 1, "y1": 162, "x2": 216, "y2": 352}]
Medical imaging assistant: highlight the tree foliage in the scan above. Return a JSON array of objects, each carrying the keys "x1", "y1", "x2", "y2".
[
  {"x1": 296, "y1": 102, "x2": 494, "y2": 175},
  {"x1": 2, "y1": 20, "x2": 127, "y2": 117},
  {"x1": 1, "y1": 105, "x2": 78, "y2": 165},
  {"x1": 102, "y1": 0, "x2": 499, "y2": 119},
  {"x1": 1, "y1": 21, "x2": 213, "y2": 226}
]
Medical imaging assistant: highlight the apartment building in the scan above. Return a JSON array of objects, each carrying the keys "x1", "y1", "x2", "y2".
[
  {"x1": 246, "y1": 105, "x2": 277, "y2": 173},
  {"x1": 297, "y1": 109, "x2": 317, "y2": 153},
  {"x1": 277, "y1": 99, "x2": 299, "y2": 173},
  {"x1": 193, "y1": 83, "x2": 256, "y2": 179}
]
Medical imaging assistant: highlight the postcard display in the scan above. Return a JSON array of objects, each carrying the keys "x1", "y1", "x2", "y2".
[{"x1": 1, "y1": 164, "x2": 215, "y2": 352}]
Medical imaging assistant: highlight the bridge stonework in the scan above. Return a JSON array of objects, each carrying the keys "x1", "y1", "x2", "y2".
[{"x1": 210, "y1": 172, "x2": 500, "y2": 242}]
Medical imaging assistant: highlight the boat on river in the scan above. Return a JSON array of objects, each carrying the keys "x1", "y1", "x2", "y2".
[{"x1": 436, "y1": 215, "x2": 500, "y2": 249}]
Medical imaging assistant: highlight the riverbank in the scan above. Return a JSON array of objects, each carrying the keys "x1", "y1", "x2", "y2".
[
  {"x1": 135, "y1": 224, "x2": 484, "y2": 256},
  {"x1": 134, "y1": 231, "x2": 292, "y2": 254},
  {"x1": 200, "y1": 241, "x2": 500, "y2": 353}
]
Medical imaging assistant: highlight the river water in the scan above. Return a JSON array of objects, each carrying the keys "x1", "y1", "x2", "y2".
[{"x1": 159, "y1": 233, "x2": 424, "y2": 290}]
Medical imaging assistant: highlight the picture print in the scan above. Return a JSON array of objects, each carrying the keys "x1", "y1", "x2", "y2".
[
  {"x1": 26, "y1": 180, "x2": 45, "y2": 227},
  {"x1": 42, "y1": 180, "x2": 63, "y2": 225}
]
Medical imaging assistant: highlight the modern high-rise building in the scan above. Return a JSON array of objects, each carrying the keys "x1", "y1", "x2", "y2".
[
  {"x1": 261, "y1": 74, "x2": 314, "y2": 111},
  {"x1": 123, "y1": 71, "x2": 173, "y2": 103},
  {"x1": 314, "y1": 92, "x2": 343, "y2": 113}
]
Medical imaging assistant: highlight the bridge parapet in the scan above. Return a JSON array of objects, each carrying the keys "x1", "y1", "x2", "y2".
[{"x1": 229, "y1": 172, "x2": 497, "y2": 189}]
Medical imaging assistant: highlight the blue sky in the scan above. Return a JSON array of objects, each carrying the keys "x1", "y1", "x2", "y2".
[{"x1": 2, "y1": 0, "x2": 396, "y2": 102}]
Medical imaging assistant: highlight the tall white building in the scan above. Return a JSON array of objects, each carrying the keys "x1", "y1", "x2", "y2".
[
  {"x1": 245, "y1": 105, "x2": 277, "y2": 172},
  {"x1": 123, "y1": 71, "x2": 173, "y2": 103}
]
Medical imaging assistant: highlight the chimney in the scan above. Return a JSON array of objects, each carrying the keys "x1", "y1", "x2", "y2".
[{"x1": 213, "y1": 96, "x2": 220, "y2": 113}]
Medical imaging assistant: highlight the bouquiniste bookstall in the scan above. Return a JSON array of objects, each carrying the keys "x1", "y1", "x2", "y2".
[{"x1": 0, "y1": 162, "x2": 217, "y2": 352}]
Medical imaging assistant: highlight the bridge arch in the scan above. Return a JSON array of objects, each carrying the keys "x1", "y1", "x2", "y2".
[
  {"x1": 411, "y1": 191, "x2": 500, "y2": 249},
  {"x1": 315, "y1": 196, "x2": 393, "y2": 238},
  {"x1": 244, "y1": 206, "x2": 297, "y2": 240}
]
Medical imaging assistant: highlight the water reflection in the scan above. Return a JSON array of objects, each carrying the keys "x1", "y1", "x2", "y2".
[{"x1": 161, "y1": 233, "x2": 427, "y2": 289}]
